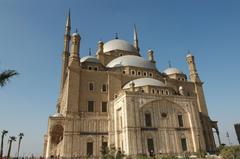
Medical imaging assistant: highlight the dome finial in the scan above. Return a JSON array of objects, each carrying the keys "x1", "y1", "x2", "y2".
[
  {"x1": 114, "y1": 32, "x2": 119, "y2": 39},
  {"x1": 168, "y1": 60, "x2": 172, "y2": 68},
  {"x1": 89, "y1": 48, "x2": 92, "y2": 56}
]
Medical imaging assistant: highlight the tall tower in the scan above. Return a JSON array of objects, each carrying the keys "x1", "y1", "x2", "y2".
[
  {"x1": 133, "y1": 24, "x2": 140, "y2": 54},
  {"x1": 186, "y1": 53, "x2": 216, "y2": 152},
  {"x1": 64, "y1": 31, "x2": 81, "y2": 114},
  {"x1": 186, "y1": 54, "x2": 208, "y2": 115},
  {"x1": 186, "y1": 54, "x2": 201, "y2": 83},
  {"x1": 60, "y1": 31, "x2": 81, "y2": 157},
  {"x1": 60, "y1": 10, "x2": 71, "y2": 93}
]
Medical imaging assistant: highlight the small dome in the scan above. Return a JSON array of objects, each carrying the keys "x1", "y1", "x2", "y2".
[
  {"x1": 103, "y1": 39, "x2": 137, "y2": 53},
  {"x1": 51, "y1": 113, "x2": 63, "y2": 117},
  {"x1": 107, "y1": 55, "x2": 156, "y2": 69},
  {"x1": 123, "y1": 78, "x2": 165, "y2": 89},
  {"x1": 72, "y1": 32, "x2": 80, "y2": 36},
  {"x1": 186, "y1": 54, "x2": 193, "y2": 58},
  {"x1": 80, "y1": 56, "x2": 100, "y2": 63},
  {"x1": 164, "y1": 67, "x2": 184, "y2": 75}
]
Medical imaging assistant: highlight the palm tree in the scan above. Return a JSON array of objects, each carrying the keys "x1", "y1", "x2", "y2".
[
  {"x1": 17, "y1": 133, "x2": 24, "y2": 159},
  {"x1": 0, "y1": 70, "x2": 18, "y2": 87},
  {"x1": 7, "y1": 136, "x2": 16, "y2": 159},
  {"x1": 0, "y1": 130, "x2": 8, "y2": 158}
]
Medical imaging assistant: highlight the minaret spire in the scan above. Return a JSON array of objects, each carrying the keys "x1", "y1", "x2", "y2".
[
  {"x1": 133, "y1": 24, "x2": 140, "y2": 53},
  {"x1": 60, "y1": 9, "x2": 71, "y2": 93},
  {"x1": 63, "y1": 9, "x2": 71, "y2": 52},
  {"x1": 65, "y1": 9, "x2": 71, "y2": 36}
]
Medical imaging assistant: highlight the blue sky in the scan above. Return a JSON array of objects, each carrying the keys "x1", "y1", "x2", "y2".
[{"x1": 0, "y1": 0, "x2": 240, "y2": 156}]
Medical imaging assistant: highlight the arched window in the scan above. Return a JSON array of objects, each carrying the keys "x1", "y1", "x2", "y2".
[
  {"x1": 181, "y1": 138, "x2": 188, "y2": 151},
  {"x1": 137, "y1": 71, "x2": 141, "y2": 76},
  {"x1": 165, "y1": 90, "x2": 169, "y2": 95},
  {"x1": 178, "y1": 114, "x2": 184, "y2": 127},
  {"x1": 131, "y1": 70, "x2": 135, "y2": 75},
  {"x1": 151, "y1": 89, "x2": 155, "y2": 94},
  {"x1": 161, "y1": 90, "x2": 164, "y2": 95},
  {"x1": 51, "y1": 125, "x2": 64, "y2": 145},
  {"x1": 89, "y1": 82, "x2": 94, "y2": 91},
  {"x1": 102, "y1": 101, "x2": 107, "y2": 112},
  {"x1": 145, "y1": 113, "x2": 152, "y2": 127},
  {"x1": 87, "y1": 141, "x2": 94, "y2": 156},
  {"x1": 147, "y1": 138, "x2": 154, "y2": 156},
  {"x1": 88, "y1": 101, "x2": 94, "y2": 112},
  {"x1": 102, "y1": 84, "x2": 107, "y2": 92}
]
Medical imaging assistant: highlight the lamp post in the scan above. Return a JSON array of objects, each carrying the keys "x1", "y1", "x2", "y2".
[
  {"x1": 226, "y1": 132, "x2": 232, "y2": 146},
  {"x1": 17, "y1": 133, "x2": 24, "y2": 159},
  {"x1": 0, "y1": 130, "x2": 8, "y2": 159},
  {"x1": 7, "y1": 136, "x2": 16, "y2": 159}
]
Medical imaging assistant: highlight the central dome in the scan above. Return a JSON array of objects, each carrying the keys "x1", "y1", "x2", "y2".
[
  {"x1": 103, "y1": 39, "x2": 138, "y2": 53},
  {"x1": 106, "y1": 55, "x2": 156, "y2": 69}
]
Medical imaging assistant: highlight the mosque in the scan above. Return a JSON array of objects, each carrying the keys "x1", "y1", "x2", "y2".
[{"x1": 43, "y1": 12, "x2": 220, "y2": 158}]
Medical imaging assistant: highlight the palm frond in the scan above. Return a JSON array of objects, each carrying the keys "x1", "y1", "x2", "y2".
[{"x1": 0, "y1": 70, "x2": 19, "y2": 87}]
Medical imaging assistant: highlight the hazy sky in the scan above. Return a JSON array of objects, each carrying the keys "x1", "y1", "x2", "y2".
[{"x1": 0, "y1": 0, "x2": 240, "y2": 156}]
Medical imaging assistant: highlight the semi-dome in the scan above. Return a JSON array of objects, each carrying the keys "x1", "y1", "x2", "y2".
[
  {"x1": 80, "y1": 56, "x2": 100, "y2": 63},
  {"x1": 103, "y1": 39, "x2": 138, "y2": 53},
  {"x1": 123, "y1": 78, "x2": 165, "y2": 89},
  {"x1": 106, "y1": 55, "x2": 156, "y2": 69},
  {"x1": 163, "y1": 67, "x2": 184, "y2": 75}
]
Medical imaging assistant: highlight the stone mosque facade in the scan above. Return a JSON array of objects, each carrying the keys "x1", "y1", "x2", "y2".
[{"x1": 43, "y1": 12, "x2": 220, "y2": 158}]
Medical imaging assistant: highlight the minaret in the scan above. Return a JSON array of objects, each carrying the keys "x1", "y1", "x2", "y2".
[
  {"x1": 186, "y1": 53, "x2": 217, "y2": 152},
  {"x1": 63, "y1": 30, "x2": 81, "y2": 115},
  {"x1": 60, "y1": 30, "x2": 81, "y2": 156},
  {"x1": 69, "y1": 30, "x2": 81, "y2": 67},
  {"x1": 133, "y1": 24, "x2": 140, "y2": 53},
  {"x1": 96, "y1": 40, "x2": 105, "y2": 65},
  {"x1": 186, "y1": 53, "x2": 208, "y2": 115},
  {"x1": 60, "y1": 10, "x2": 71, "y2": 92},
  {"x1": 186, "y1": 53, "x2": 201, "y2": 83}
]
